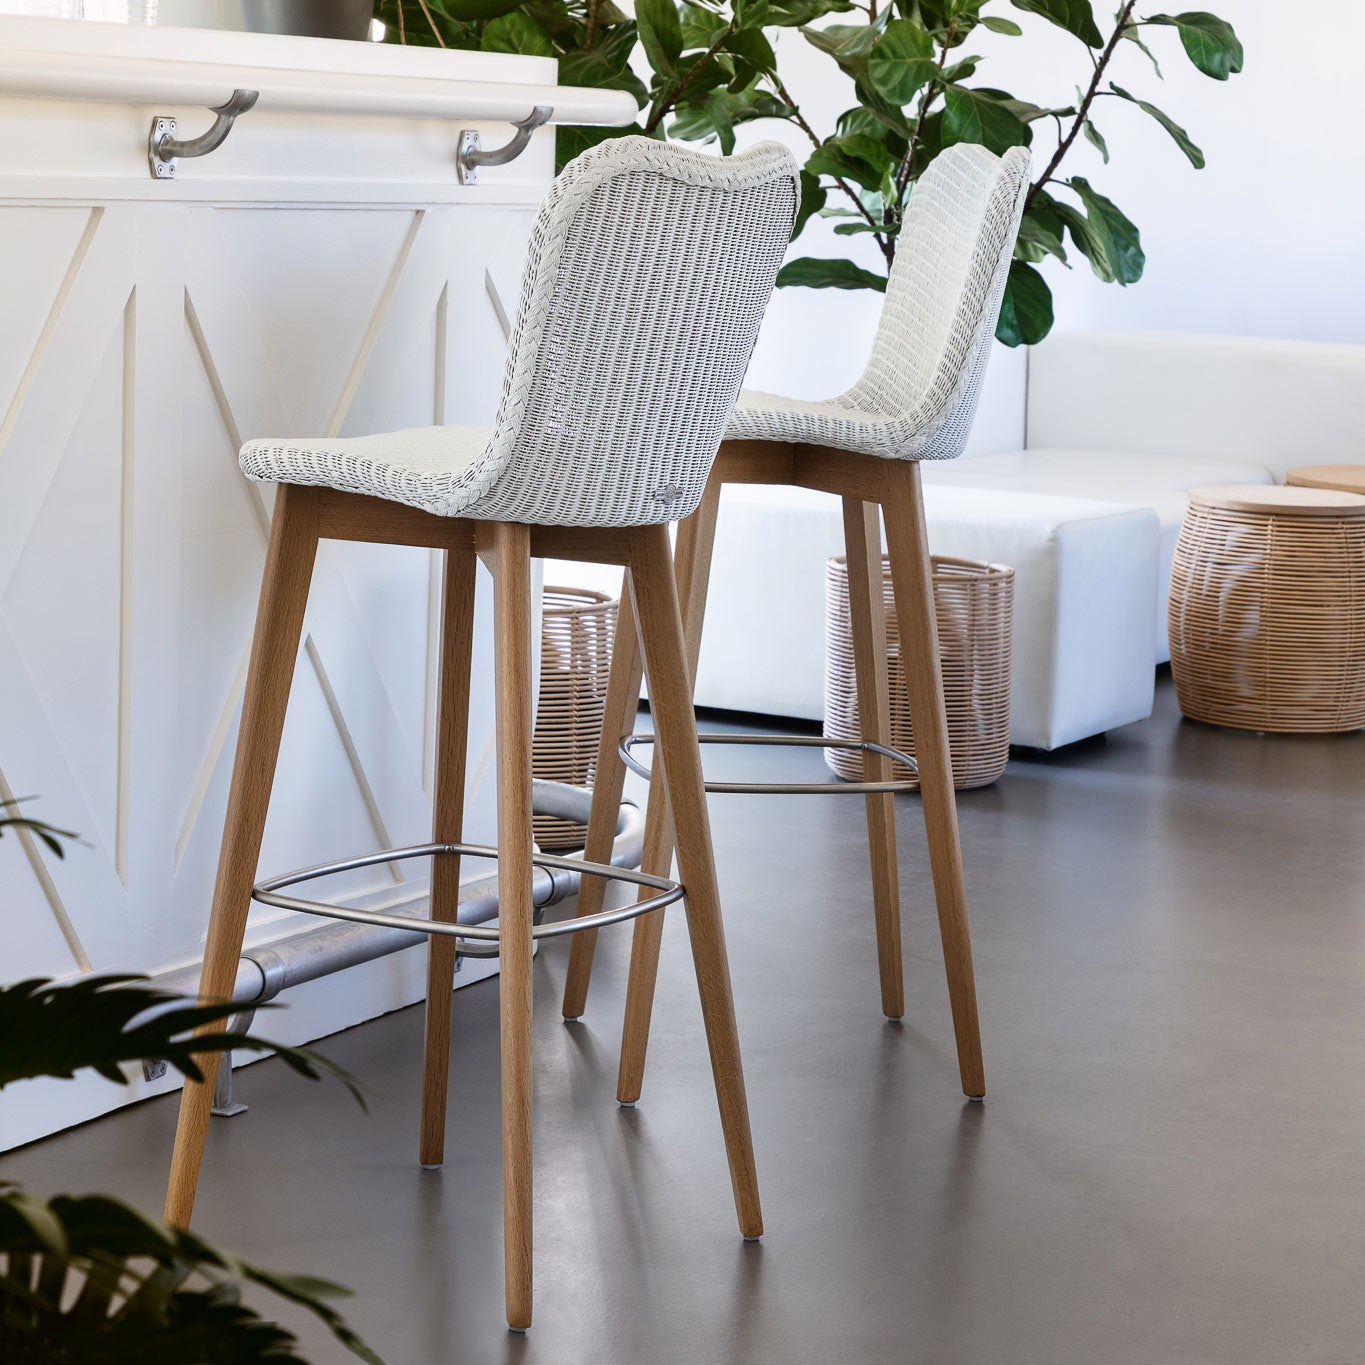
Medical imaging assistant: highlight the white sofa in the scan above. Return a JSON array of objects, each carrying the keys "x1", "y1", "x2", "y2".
[{"x1": 690, "y1": 331, "x2": 1365, "y2": 749}]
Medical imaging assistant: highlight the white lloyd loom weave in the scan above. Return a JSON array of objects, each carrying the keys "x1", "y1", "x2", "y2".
[
  {"x1": 169, "y1": 137, "x2": 800, "y2": 1333},
  {"x1": 241, "y1": 137, "x2": 799, "y2": 527},
  {"x1": 728, "y1": 143, "x2": 1029, "y2": 460},
  {"x1": 562, "y1": 143, "x2": 1031, "y2": 1121}
]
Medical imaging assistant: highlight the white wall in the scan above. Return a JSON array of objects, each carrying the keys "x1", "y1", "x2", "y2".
[{"x1": 740, "y1": 1, "x2": 1365, "y2": 415}]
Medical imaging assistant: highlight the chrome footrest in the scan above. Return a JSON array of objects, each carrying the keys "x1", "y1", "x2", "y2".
[
  {"x1": 619, "y1": 732, "x2": 919, "y2": 795},
  {"x1": 252, "y1": 843, "x2": 683, "y2": 960}
]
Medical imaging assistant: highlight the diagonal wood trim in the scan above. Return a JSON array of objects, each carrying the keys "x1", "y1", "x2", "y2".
[
  {"x1": 0, "y1": 760, "x2": 91, "y2": 973},
  {"x1": 115, "y1": 288, "x2": 136, "y2": 887},
  {"x1": 325, "y1": 208, "x2": 427, "y2": 440},
  {"x1": 0, "y1": 207, "x2": 103, "y2": 459},
  {"x1": 484, "y1": 268, "x2": 512, "y2": 343}
]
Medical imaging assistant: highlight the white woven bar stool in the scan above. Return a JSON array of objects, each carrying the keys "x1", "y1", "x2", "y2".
[
  {"x1": 562, "y1": 144, "x2": 1030, "y2": 1109},
  {"x1": 162, "y1": 137, "x2": 800, "y2": 1332}
]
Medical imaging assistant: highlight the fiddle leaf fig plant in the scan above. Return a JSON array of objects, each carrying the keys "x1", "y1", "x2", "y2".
[{"x1": 377, "y1": 0, "x2": 1242, "y2": 344}]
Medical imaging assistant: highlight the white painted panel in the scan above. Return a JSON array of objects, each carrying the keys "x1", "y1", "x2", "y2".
[{"x1": 0, "y1": 129, "x2": 541, "y2": 1142}]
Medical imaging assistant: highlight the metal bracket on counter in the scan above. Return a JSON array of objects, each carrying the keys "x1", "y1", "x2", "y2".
[
  {"x1": 148, "y1": 88, "x2": 259, "y2": 179},
  {"x1": 457, "y1": 105, "x2": 552, "y2": 186}
]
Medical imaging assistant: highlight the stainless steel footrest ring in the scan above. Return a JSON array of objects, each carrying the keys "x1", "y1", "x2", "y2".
[
  {"x1": 619, "y1": 732, "x2": 919, "y2": 795},
  {"x1": 252, "y1": 843, "x2": 684, "y2": 960}
]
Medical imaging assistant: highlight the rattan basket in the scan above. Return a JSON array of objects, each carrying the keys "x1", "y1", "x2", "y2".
[
  {"x1": 1168, "y1": 485, "x2": 1365, "y2": 733},
  {"x1": 532, "y1": 586, "x2": 618, "y2": 849},
  {"x1": 824, "y1": 555, "x2": 1014, "y2": 788}
]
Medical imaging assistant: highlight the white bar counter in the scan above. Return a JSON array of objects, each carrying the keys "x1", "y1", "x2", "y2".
[{"x1": 0, "y1": 17, "x2": 630, "y2": 1145}]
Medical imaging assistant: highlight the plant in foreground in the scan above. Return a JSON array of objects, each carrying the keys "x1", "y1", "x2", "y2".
[{"x1": 0, "y1": 974, "x2": 380, "y2": 1361}]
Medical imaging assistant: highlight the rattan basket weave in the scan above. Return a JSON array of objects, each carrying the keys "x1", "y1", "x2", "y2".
[
  {"x1": 824, "y1": 554, "x2": 1014, "y2": 788},
  {"x1": 532, "y1": 586, "x2": 618, "y2": 849},
  {"x1": 1168, "y1": 485, "x2": 1365, "y2": 733}
]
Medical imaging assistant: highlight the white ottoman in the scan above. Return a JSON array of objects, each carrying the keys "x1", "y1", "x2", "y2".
[{"x1": 691, "y1": 482, "x2": 1161, "y2": 750}]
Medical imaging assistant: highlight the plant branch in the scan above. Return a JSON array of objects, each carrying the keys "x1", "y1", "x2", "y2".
[
  {"x1": 770, "y1": 74, "x2": 892, "y2": 264},
  {"x1": 1023, "y1": 0, "x2": 1136, "y2": 213},
  {"x1": 891, "y1": 29, "x2": 951, "y2": 215},
  {"x1": 584, "y1": 0, "x2": 603, "y2": 49},
  {"x1": 416, "y1": 0, "x2": 447, "y2": 46},
  {"x1": 644, "y1": 30, "x2": 732, "y2": 133}
]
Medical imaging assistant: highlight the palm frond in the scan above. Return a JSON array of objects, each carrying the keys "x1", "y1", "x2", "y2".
[
  {"x1": 0, "y1": 1188, "x2": 384, "y2": 1363},
  {"x1": 0, "y1": 976, "x2": 365, "y2": 1110}
]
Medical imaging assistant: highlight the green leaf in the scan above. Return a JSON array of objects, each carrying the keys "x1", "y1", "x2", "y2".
[
  {"x1": 733, "y1": 0, "x2": 770, "y2": 26},
  {"x1": 424, "y1": 0, "x2": 523, "y2": 21},
  {"x1": 868, "y1": 19, "x2": 938, "y2": 105},
  {"x1": 834, "y1": 221, "x2": 886, "y2": 235},
  {"x1": 767, "y1": 0, "x2": 855, "y2": 24},
  {"x1": 0, "y1": 1189, "x2": 386, "y2": 1363},
  {"x1": 1120, "y1": 19, "x2": 1163, "y2": 76},
  {"x1": 1082, "y1": 115, "x2": 1108, "y2": 162},
  {"x1": 1016, "y1": 207, "x2": 1068, "y2": 263},
  {"x1": 802, "y1": 21, "x2": 880, "y2": 83},
  {"x1": 480, "y1": 11, "x2": 554, "y2": 55},
  {"x1": 1144, "y1": 12, "x2": 1243, "y2": 80},
  {"x1": 792, "y1": 169, "x2": 827, "y2": 240},
  {"x1": 942, "y1": 86, "x2": 1032, "y2": 152},
  {"x1": 559, "y1": 25, "x2": 648, "y2": 104},
  {"x1": 776, "y1": 257, "x2": 889, "y2": 291},
  {"x1": 669, "y1": 88, "x2": 789, "y2": 144},
  {"x1": 1056, "y1": 177, "x2": 1145, "y2": 283},
  {"x1": 996, "y1": 260, "x2": 1054, "y2": 346},
  {"x1": 806, "y1": 133, "x2": 895, "y2": 191},
  {"x1": 636, "y1": 0, "x2": 684, "y2": 78},
  {"x1": 1108, "y1": 83, "x2": 1204, "y2": 167},
  {"x1": 980, "y1": 14, "x2": 1022, "y2": 33},
  {"x1": 680, "y1": 3, "x2": 728, "y2": 47},
  {"x1": 0, "y1": 975, "x2": 367, "y2": 1111},
  {"x1": 1010, "y1": 0, "x2": 1102, "y2": 46},
  {"x1": 724, "y1": 26, "x2": 777, "y2": 73}
]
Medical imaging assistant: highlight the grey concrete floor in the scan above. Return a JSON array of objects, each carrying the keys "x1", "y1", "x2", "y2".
[{"x1": 7, "y1": 674, "x2": 1365, "y2": 1364}]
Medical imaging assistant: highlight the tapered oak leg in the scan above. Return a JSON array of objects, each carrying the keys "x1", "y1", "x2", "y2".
[
  {"x1": 881, "y1": 461, "x2": 984, "y2": 1098},
  {"x1": 165, "y1": 485, "x2": 320, "y2": 1228},
  {"x1": 628, "y1": 522, "x2": 762, "y2": 1238},
  {"x1": 560, "y1": 574, "x2": 644, "y2": 1018},
  {"x1": 419, "y1": 548, "x2": 477, "y2": 1167},
  {"x1": 493, "y1": 522, "x2": 536, "y2": 1330},
  {"x1": 617, "y1": 479, "x2": 721, "y2": 1104},
  {"x1": 842, "y1": 496, "x2": 904, "y2": 1021}
]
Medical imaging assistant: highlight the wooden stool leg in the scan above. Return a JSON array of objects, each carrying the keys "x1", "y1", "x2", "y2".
[
  {"x1": 616, "y1": 480, "x2": 721, "y2": 1105},
  {"x1": 419, "y1": 548, "x2": 477, "y2": 1168},
  {"x1": 842, "y1": 496, "x2": 904, "y2": 1021},
  {"x1": 165, "y1": 485, "x2": 320, "y2": 1228},
  {"x1": 882, "y1": 462, "x2": 984, "y2": 1098},
  {"x1": 628, "y1": 522, "x2": 762, "y2": 1239},
  {"x1": 560, "y1": 579, "x2": 644, "y2": 1018},
  {"x1": 492, "y1": 522, "x2": 536, "y2": 1330}
]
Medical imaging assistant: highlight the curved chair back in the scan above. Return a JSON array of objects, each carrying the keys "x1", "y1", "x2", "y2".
[
  {"x1": 848, "y1": 144, "x2": 1030, "y2": 461},
  {"x1": 472, "y1": 137, "x2": 799, "y2": 527}
]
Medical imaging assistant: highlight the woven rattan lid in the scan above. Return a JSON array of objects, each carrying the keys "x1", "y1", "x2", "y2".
[
  {"x1": 1285, "y1": 465, "x2": 1365, "y2": 497},
  {"x1": 1188, "y1": 484, "x2": 1365, "y2": 516}
]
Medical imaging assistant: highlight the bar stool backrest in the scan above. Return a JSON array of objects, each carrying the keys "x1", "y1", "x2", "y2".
[
  {"x1": 847, "y1": 143, "x2": 1030, "y2": 461},
  {"x1": 469, "y1": 137, "x2": 799, "y2": 528}
]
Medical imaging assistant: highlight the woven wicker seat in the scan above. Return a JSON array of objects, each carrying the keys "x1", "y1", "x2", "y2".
[
  {"x1": 165, "y1": 137, "x2": 800, "y2": 1332},
  {"x1": 564, "y1": 143, "x2": 1030, "y2": 1114}
]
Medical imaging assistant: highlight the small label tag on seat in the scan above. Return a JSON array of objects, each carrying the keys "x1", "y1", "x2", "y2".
[{"x1": 652, "y1": 484, "x2": 684, "y2": 505}]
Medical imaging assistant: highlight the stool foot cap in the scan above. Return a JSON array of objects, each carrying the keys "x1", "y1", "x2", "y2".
[
  {"x1": 618, "y1": 1100, "x2": 636, "y2": 1108},
  {"x1": 966, "y1": 1094, "x2": 985, "y2": 1103}
]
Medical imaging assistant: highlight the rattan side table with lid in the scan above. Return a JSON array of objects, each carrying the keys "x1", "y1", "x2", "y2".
[
  {"x1": 1286, "y1": 465, "x2": 1365, "y2": 497},
  {"x1": 1168, "y1": 484, "x2": 1365, "y2": 733}
]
